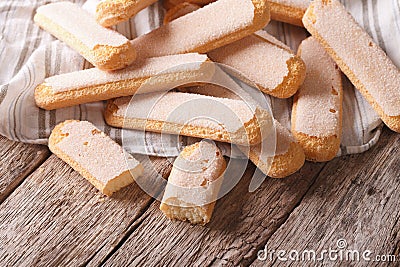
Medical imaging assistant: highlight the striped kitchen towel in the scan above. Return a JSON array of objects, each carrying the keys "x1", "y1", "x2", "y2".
[{"x1": 0, "y1": 0, "x2": 397, "y2": 157}]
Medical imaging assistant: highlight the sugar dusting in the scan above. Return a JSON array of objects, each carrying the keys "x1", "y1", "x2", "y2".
[
  {"x1": 57, "y1": 121, "x2": 141, "y2": 185},
  {"x1": 304, "y1": 0, "x2": 400, "y2": 116},
  {"x1": 170, "y1": 141, "x2": 224, "y2": 187},
  {"x1": 209, "y1": 32, "x2": 293, "y2": 91},
  {"x1": 181, "y1": 85, "x2": 293, "y2": 155},
  {"x1": 114, "y1": 92, "x2": 255, "y2": 132},
  {"x1": 36, "y1": 2, "x2": 128, "y2": 49},
  {"x1": 46, "y1": 53, "x2": 208, "y2": 93},
  {"x1": 294, "y1": 37, "x2": 342, "y2": 137},
  {"x1": 162, "y1": 141, "x2": 225, "y2": 206},
  {"x1": 130, "y1": 0, "x2": 255, "y2": 58}
]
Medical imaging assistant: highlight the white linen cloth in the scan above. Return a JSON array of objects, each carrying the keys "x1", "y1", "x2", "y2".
[{"x1": 0, "y1": 0, "x2": 398, "y2": 157}]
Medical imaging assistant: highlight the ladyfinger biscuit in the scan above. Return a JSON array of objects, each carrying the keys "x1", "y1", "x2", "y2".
[
  {"x1": 303, "y1": 0, "x2": 400, "y2": 133},
  {"x1": 177, "y1": 85, "x2": 305, "y2": 177},
  {"x1": 49, "y1": 120, "x2": 144, "y2": 196},
  {"x1": 162, "y1": 4, "x2": 305, "y2": 98},
  {"x1": 292, "y1": 37, "x2": 343, "y2": 162},
  {"x1": 244, "y1": 121, "x2": 305, "y2": 178},
  {"x1": 160, "y1": 140, "x2": 226, "y2": 225},
  {"x1": 104, "y1": 92, "x2": 273, "y2": 145},
  {"x1": 269, "y1": 0, "x2": 310, "y2": 26},
  {"x1": 131, "y1": 0, "x2": 270, "y2": 59},
  {"x1": 96, "y1": 0, "x2": 158, "y2": 27},
  {"x1": 35, "y1": 53, "x2": 214, "y2": 110},
  {"x1": 163, "y1": 3, "x2": 201, "y2": 25},
  {"x1": 34, "y1": 2, "x2": 136, "y2": 71},
  {"x1": 208, "y1": 30, "x2": 306, "y2": 98}
]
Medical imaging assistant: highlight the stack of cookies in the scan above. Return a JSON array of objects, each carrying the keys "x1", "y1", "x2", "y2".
[{"x1": 34, "y1": 0, "x2": 400, "y2": 225}]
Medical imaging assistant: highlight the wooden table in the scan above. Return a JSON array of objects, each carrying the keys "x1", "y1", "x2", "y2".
[{"x1": 0, "y1": 127, "x2": 399, "y2": 266}]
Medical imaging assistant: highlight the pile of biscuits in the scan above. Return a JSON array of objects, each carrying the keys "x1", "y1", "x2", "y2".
[{"x1": 34, "y1": 0, "x2": 400, "y2": 225}]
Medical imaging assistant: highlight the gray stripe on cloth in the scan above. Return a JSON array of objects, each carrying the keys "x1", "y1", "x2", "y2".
[
  {"x1": 371, "y1": 0, "x2": 387, "y2": 51},
  {"x1": 0, "y1": 84, "x2": 8, "y2": 106},
  {"x1": 361, "y1": 0, "x2": 373, "y2": 37},
  {"x1": 10, "y1": 8, "x2": 37, "y2": 140},
  {"x1": 38, "y1": 44, "x2": 52, "y2": 139}
]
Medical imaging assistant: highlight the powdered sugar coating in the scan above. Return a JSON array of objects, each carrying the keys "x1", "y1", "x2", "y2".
[
  {"x1": 170, "y1": 141, "x2": 224, "y2": 187},
  {"x1": 36, "y1": 1, "x2": 128, "y2": 49},
  {"x1": 294, "y1": 37, "x2": 342, "y2": 137},
  {"x1": 183, "y1": 85, "x2": 292, "y2": 155},
  {"x1": 130, "y1": 0, "x2": 255, "y2": 58},
  {"x1": 56, "y1": 121, "x2": 142, "y2": 185},
  {"x1": 45, "y1": 53, "x2": 208, "y2": 93},
  {"x1": 162, "y1": 141, "x2": 225, "y2": 206},
  {"x1": 304, "y1": 0, "x2": 400, "y2": 116},
  {"x1": 208, "y1": 31, "x2": 293, "y2": 91},
  {"x1": 114, "y1": 92, "x2": 256, "y2": 132}
]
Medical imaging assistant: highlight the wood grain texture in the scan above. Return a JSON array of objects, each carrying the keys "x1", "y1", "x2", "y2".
[
  {"x1": 1, "y1": 129, "x2": 399, "y2": 266},
  {"x1": 99, "y1": 159, "x2": 327, "y2": 266},
  {"x1": 251, "y1": 128, "x2": 400, "y2": 267},
  {"x1": 0, "y1": 154, "x2": 172, "y2": 267},
  {"x1": 0, "y1": 135, "x2": 50, "y2": 203}
]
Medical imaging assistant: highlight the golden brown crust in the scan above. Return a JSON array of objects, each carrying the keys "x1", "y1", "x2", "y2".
[
  {"x1": 291, "y1": 36, "x2": 343, "y2": 162},
  {"x1": 92, "y1": 43, "x2": 137, "y2": 71},
  {"x1": 104, "y1": 100, "x2": 271, "y2": 145},
  {"x1": 49, "y1": 121, "x2": 109, "y2": 195},
  {"x1": 96, "y1": 0, "x2": 158, "y2": 27},
  {"x1": 303, "y1": 3, "x2": 400, "y2": 133},
  {"x1": 269, "y1": 1, "x2": 306, "y2": 27},
  {"x1": 49, "y1": 120, "x2": 110, "y2": 194},
  {"x1": 258, "y1": 54, "x2": 306, "y2": 98},
  {"x1": 291, "y1": 131, "x2": 340, "y2": 162},
  {"x1": 248, "y1": 141, "x2": 305, "y2": 178},
  {"x1": 159, "y1": 147, "x2": 226, "y2": 225},
  {"x1": 34, "y1": 13, "x2": 136, "y2": 71},
  {"x1": 160, "y1": 199, "x2": 217, "y2": 225},
  {"x1": 35, "y1": 78, "x2": 147, "y2": 110},
  {"x1": 34, "y1": 58, "x2": 214, "y2": 110},
  {"x1": 96, "y1": 0, "x2": 134, "y2": 27},
  {"x1": 49, "y1": 120, "x2": 138, "y2": 196},
  {"x1": 269, "y1": 142, "x2": 305, "y2": 178},
  {"x1": 162, "y1": 3, "x2": 301, "y2": 99},
  {"x1": 207, "y1": 34, "x2": 306, "y2": 99},
  {"x1": 291, "y1": 85, "x2": 342, "y2": 163},
  {"x1": 49, "y1": 120, "x2": 75, "y2": 147}
]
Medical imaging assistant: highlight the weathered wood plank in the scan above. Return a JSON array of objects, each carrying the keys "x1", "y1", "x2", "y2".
[
  {"x1": 0, "y1": 154, "x2": 172, "y2": 266},
  {"x1": 250, "y1": 128, "x2": 400, "y2": 267},
  {"x1": 98, "y1": 159, "x2": 327, "y2": 266},
  {"x1": 0, "y1": 135, "x2": 50, "y2": 203}
]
